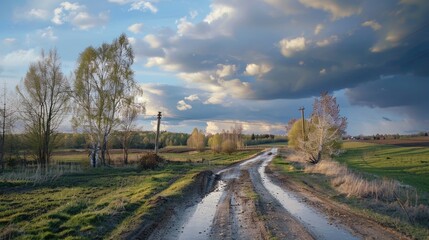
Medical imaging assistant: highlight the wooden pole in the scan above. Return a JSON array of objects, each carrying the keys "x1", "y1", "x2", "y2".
[
  {"x1": 154, "y1": 112, "x2": 162, "y2": 154},
  {"x1": 299, "y1": 107, "x2": 305, "y2": 141}
]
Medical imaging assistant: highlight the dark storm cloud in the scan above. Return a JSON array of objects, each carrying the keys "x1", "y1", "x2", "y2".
[
  {"x1": 346, "y1": 75, "x2": 429, "y2": 120},
  {"x1": 134, "y1": 0, "x2": 429, "y2": 126}
]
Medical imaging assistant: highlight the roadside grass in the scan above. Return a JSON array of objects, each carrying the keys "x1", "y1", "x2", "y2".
[
  {"x1": 272, "y1": 145, "x2": 429, "y2": 239},
  {"x1": 336, "y1": 141, "x2": 429, "y2": 194},
  {"x1": 0, "y1": 149, "x2": 258, "y2": 239}
]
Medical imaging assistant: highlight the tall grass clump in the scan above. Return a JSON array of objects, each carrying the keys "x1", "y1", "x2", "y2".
[{"x1": 303, "y1": 158, "x2": 429, "y2": 225}]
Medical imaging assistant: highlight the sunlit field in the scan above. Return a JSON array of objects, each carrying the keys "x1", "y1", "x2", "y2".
[
  {"x1": 335, "y1": 141, "x2": 429, "y2": 193},
  {"x1": 0, "y1": 150, "x2": 258, "y2": 239}
]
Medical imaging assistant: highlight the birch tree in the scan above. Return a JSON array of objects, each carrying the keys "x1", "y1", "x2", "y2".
[
  {"x1": 73, "y1": 34, "x2": 138, "y2": 167},
  {"x1": 299, "y1": 92, "x2": 347, "y2": 164},
  {"x1": 16, "y1": 49, "x2": 70, "y2": 172}
]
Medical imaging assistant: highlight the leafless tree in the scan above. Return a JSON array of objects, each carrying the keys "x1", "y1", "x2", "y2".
[
  {"x1": 0, "y1": 88, "x2": 17, "y2": 171},
  {"x1": 299, "y1": 92, "x2": 347, "y2": 164},
  {"x1": 16, "y1": 49, "x2": 70, "y2": 172}
]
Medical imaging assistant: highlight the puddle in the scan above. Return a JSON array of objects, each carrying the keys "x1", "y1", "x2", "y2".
[
  {"x1": 177, "y1": 180, "x2": 226, "y2": 240},
  {"x1": 176, "y1": 153, "x2": 265, "y2": 239},
  {"x1": 259, "y1": 148, "x2": 359, "y2": 240}
]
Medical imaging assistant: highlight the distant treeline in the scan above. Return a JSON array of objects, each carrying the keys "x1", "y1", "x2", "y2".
[
  {"x1": 347, "y1": 131, "x2": 429, "y2": 140},
  {"x1": 1, "y1": 131, "x2": 189, "y2": 152},
  {"x1": 58, "y1": 131, "x2": 191, "y2": 150},
  {"x1": 244, "y1": 134, "x2": 287, "y2": 146},
  {"x1": 2, "y1": 131, "x2": 286, "y2": 152}
]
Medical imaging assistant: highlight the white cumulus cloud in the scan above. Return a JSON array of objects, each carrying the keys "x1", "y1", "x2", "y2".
[
  {"x1": 279, "y1": 37, "x2": 306, "y2": 57},
  {"x1": 185, "y1": 94, "x2": 200, "y2": 101},
  {"x1": 129, "y1": 0, "x2": 158, "y2": 13},
  {"x1": 299, "y1": 0, "x2": 361, "y2": 20},
  {"x1": 177, "y1": 100, "x2": 192, "y2": 111},
  {"x1": 144, "y1": 34, "x2": 161, "y2": 48},
  {"x1": 52, "y1": 2, "x2": 108, "y2": 30},
  {"x1": 128, "y1": 23, "x2": 144, "y2": 34},
  {"x1": 0, "y1": 49, "x2": 40, "y2": 68},
  {"x1": 245, "y1": 63, "x2": 272, "y2": 76},
  {"x1": 216, "y1": 64, "x2": 236, "y2": 78},
  {"x1": 316, "y1": 35, "x2": 339, "y2": 47},
  {"x1": 362, "y1": 20, "x2": 382, "y2": 31},
  {"x1": 204, "y1": 4, "x2": 234, "y2": 24}
]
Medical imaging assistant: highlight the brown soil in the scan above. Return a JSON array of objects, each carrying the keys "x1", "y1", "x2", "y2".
[
  {"x1": 266, "y1": 164, "x2": 411, "y2": 240},
  {"x1": 145, "y1": 150, "x2": 411, "y2": 240},
  {"x1": 356, "y1": 136, "x2": 429, "y2": 147}
]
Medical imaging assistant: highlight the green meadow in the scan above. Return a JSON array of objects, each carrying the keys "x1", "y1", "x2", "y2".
[
  {"x1": 335, "y1": 141, "x2": 429, "y2": 194},
  {"x1": 0, "y1": 150, "x2": 258, "y2": 239}
]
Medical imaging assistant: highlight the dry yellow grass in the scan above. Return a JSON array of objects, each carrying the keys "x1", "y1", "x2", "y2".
[{"x1": 288, "y1": 153, "x2": 429, "y2": 224}]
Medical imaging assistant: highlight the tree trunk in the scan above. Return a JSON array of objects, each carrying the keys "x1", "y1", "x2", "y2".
[
  {"x1": 90, "y1": 143, "x2": 98, "y2": 168},
  {"x1": 101, "y1": 134, "x2": 109, "y2": 166},
  {"x1": 123, "y1": 147, "x2": 128, "y2": 165}
]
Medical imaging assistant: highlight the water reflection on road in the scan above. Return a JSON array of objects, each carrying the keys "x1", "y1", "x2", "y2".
[
  {"x1": 176, "y1": 149, "x2": 358, "y2": 240},
  {"x1": 258, "y1": 149, "x2": 358, "y2": 240}
]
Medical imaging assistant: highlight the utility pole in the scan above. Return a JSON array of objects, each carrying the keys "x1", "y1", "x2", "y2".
[
  {"x1": 299, "y1": 107, "x2": 305, "y2": 141},
  {"x1": 154, "y1": 112, "x2": 162, "y2": 154},
  {"x1": 0, "y1": 84, "x2": 5, "y2": 171}
]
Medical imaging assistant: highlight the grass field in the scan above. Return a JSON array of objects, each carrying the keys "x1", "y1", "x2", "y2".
[
  {"x1": 159, "y1": 149, "x2": 259, "y2": 165},
  {"x1": 335, "y1": 141, "x2": 429, "y2": 194},
  {"x1": 272, "y1": 146, "x2": 429, "y2": 239},
  {"x1": 0, "y1": 150, "x2": 258, "y2": 239}
]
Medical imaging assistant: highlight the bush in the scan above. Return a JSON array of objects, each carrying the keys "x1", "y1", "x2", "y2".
[
  {"x1": 221, "y1": 139, "x2": 236, "y2": 154},
  {"x1": 138, "y1": 153, "x2": 165, "y2": 170}
]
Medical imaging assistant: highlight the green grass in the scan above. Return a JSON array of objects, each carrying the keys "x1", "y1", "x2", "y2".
[
  {"x1": 335, "y1": 141, "x2": 429, "y2": 194},
  {"x1": 252, "y1": 142, "x2": 288, "y2": 147},
  {"x1": 271, "y1": 148, "x2": 429, "y2": 239},
  {"x1": 0, "y1": 149, "x2": 258, "y2": 239},
  {"x1": 159, "y1": 149, "x2": 259, "y2": 165}
]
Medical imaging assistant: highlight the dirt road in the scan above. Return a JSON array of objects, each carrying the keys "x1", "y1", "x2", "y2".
[{"x1": 147, "y1": 149, "x2": 408, "y2": 240}]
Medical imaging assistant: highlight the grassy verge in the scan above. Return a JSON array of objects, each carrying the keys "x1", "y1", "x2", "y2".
[
  {"x1": 336, "y1": 141, "x2": 429, "y2": 194},
  {"x1": 271, "y1": 148, "x2": 429, "y2": 239},
  {"x1": 0, "y1": 150, "x2": 258, "y2": 239}
]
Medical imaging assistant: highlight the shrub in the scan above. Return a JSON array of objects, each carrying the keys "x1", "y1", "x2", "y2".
[
  {"x1": 221, "y1": 139, "x2": 236, "y2": 154},
  {"x1": 138, "y1": 153, "x2": 165, "y2": 170}
]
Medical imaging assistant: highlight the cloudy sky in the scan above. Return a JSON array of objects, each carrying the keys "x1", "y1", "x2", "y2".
[{"x1": 1, "y1": 0, "x2": 428, "y2": 136}]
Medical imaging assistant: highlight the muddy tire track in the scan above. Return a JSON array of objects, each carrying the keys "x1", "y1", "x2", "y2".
[{"x1": 147, "y1": 149, "x2": 408, "y2": 240}]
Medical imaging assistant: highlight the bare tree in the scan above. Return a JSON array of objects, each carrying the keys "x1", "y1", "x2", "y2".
[
  {"x1": 73, "y1": 34, "x2": 138, "y2": 167},
  {"x1": 0, "y1": 87, "x2": 16, "y2": 171},
  {"x1": 16, "y1": 49, "x2": 70, "y2": 172},
  {"x1": 299, "y1": 92, "x2": 347, "y2": 164},
  {"x1": 117, "y1": 97, "x2": 145, "y2": 164}
]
